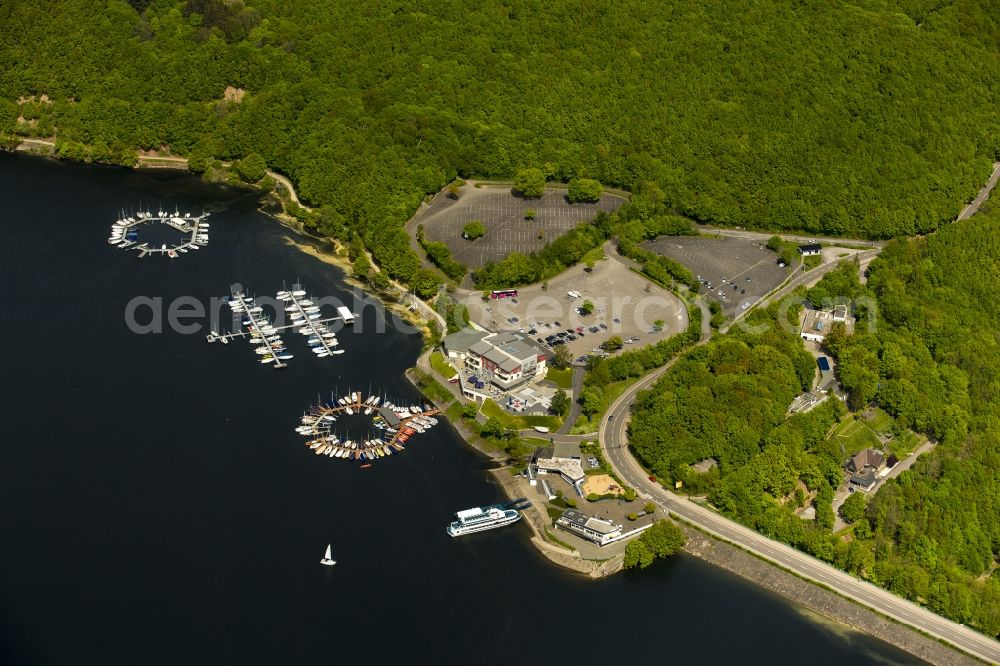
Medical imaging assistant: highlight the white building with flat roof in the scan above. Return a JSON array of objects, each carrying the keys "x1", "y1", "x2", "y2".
[
  {"x1": 463, "y1": 331, "x2": 549, "y2": 390},
  {"x1": 800, "y1": 305, "x2": 854, "y2": 343},
  {"x1": 555, "y1": 509, "x2": 623, "y2": 546}
]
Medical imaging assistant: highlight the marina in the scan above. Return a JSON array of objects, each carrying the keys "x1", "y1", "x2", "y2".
[
  {"x1": 294, "y1": 391, "x2": 441, "y2": 463},
  {"x1": 207, "y1": 284, "x2": 356, "y2": 368},
  {"x1": 106, "y1": 208, "x2": 210, "y2": 258}
]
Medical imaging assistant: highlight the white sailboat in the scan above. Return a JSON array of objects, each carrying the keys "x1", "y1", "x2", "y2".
[{"x1": 320, "y1": 544, "x2": 336, "y2": 566}]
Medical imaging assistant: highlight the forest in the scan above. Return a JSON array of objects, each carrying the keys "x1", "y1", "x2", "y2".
[
  {"x1": 630, "y1": 214, "x2": 1000, "y2": 635},
  {"x1": 2, "y1": 0, "x2": 1000, "y2": 298},
  {"x1": 831, "y1": 212, "x2": 1000, "y2": 632}
]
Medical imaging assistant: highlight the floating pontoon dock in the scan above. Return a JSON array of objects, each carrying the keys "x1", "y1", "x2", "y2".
[
  {"x1": 229, "y1": 290, "x2": 286, "y2": 368},
  {"x1": 107, "y1": 209, "x2": 210, "y2": 258},
  {"x1": 206, "y1": 283, "x2": 357, "y2": 369},
  {"x1": 294, "y1": 391, "x2": 441, "y2": 463}
]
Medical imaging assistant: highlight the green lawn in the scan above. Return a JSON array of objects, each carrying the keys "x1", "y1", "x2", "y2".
[
  {"x1": 521, "y1": 437, "x2": 553, "y2": 449},
  {"x1": 545, "y1": 367, "x2": 574, "y2": 389},
  {"x1": 410, "y1": 368, "x2": 454, "y2": 405},
  {"x1": 429, "y1": 351, "x2": 457, "y2": 380},
  {"x1": 829, "y1": 416, "x2": 882, "y2": 455},
  {"x1": 827, "y1": 407, "x2": 924, "y2": 459},
  {"x1": 481, "y1": 398, "x2": 562, "y2": 431}
]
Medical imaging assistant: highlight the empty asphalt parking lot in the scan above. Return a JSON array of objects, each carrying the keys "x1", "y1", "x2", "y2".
[
  {"x1": 411, "y1": 183, "x2": 624, "y2": 268},
  {"x1": 642, "y1": 235, "x2": 789, "y2": 317}
]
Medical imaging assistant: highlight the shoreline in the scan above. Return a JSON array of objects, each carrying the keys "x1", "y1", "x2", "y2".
[
  {"x1": 401, "y1": 360, "x2": 977, "y2": 666},
  {"x1": 7, "y1": 144, "x2": 986, "y2": 665}
]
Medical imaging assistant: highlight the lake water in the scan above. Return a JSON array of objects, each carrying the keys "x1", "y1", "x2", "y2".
[{"x1": 0, "y1": 154, "x2": 921, "y2": 665}]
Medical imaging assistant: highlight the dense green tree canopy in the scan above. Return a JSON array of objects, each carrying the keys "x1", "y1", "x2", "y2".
[
  {"x1": 567, "y1": 178, "x2": 602, "y2": 203},
  {"x1": 631, "y1": 213, "x2": 1000, "y2": 634},
  {"x1": 513, "y1": 168, "x2": 546, "y2": 198},
  {"x1": 624, "y1": 518, "x2": 686, "y2": 569},
  {"x1": 2, "y1": 1, "x2": 999, "y2": 280}
]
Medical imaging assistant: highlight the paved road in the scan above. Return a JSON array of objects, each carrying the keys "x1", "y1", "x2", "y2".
[
  {"x1": 958, "y1": 162, "x2": 1000, "y2": 220},
  {"x1": 597, "y1": 345, "x2": 1000, "y2": 664},
  {"x1": 697, "y1": 225, "x2": 885, "y2": 249},
  {"x1": 725, "y1": 249, "x2": 881, "y2": 330},
  {"x1": 556, "y1": 366, "x2": 585, "y2": 435}
]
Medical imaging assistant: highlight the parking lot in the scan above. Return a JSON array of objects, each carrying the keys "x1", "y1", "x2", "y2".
[
  {"x1": 459, "y1": 249, "x2": 687, "y2": 361},
  {"x1": 410, "y1": 182, "x2": 624, "y2": 269},
  {"x1": 641, "y1": 236, "x2": 789, "y2": 317}
]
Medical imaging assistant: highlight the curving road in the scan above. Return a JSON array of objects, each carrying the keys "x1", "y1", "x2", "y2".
[
  {"x1": 597, "y1": 337, "x2": 1000, "y2": 663},
  {"x1": 958, "y1": 162, "x2": 1000, "y2": 221}
]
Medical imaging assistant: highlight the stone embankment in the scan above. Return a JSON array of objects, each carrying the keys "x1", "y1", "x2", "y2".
[
  {"x1": 682, "y1": 527, "x2": 980, "y2": 666},
  {"x1": 491, "y1": 469, "x2": 624, "y2": 578}
]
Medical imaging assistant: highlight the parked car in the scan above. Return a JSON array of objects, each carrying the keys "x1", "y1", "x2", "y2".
[{"x1": 599, "y1": 323, "x2": 608, "y2": 330}]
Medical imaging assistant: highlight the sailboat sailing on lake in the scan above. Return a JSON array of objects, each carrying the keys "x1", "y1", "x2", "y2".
[{"x1": 320, "y1": 544, "x2": 336, "y2": 566}]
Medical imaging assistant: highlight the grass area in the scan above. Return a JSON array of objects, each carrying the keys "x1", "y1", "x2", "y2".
[
  {"x1": 888, "y1": 430, "x2": 923, "y2": 458},
  {"x1": 827, "y1": 406, "x2": 924, "y2": 458},
  {"x1": 521, "y1": 437, "x2": 553, "y2": 449},
  {"x1": 409, "y1": 368, "x2": 454, "y2": 405},
  {"x1": 481, "y1": 398, "x2": 562, "y2": 431},
  {"x1": 865, "y1": 407, "x2": 894, "y2": 432},
  {"x1": 445, "y1": 402, "x2": 465, "y2": 423},
  {"x1": 581, "y1": 244, "x2": 605, "y2": 266},
  {"x1": 569, "y1": 378, "x2": 633, "y2": 434},
  {"x1": 545, "y1": 366, "x2": 574, "y2": 389},
  {"x1": 428, "y1": 351, "x2": 457, "y2": 380},
  {"x1": 544, "y1": 527, "x2": 575, "y2": 551},
  {"x1": 829, "y1": 416, "x2": 882, "y2": 455},
  {"x1": 545, "y1": 506, "x2": 564, "y2": 520},
  {"x1": 803, "y1": 254, "x2": 823, "y2": 270}
]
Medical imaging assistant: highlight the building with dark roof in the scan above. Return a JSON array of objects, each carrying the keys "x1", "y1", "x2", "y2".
[
  {"x1": 442, "y1": 327, "x2": 489, "y2": 361},
  {"x1": 463, "y1": 331, "x2": 550, "y2": 390},
  {"x1": 798, "y1": 243, "x2": 822, "y2": 256},
  {"x1": 849, "y1": 469, "x2": 878, "y2": 491},
  {"x1": 848, "y1": 448, "x2": 885, "y2": 474},
  {"x1": 846, "y1": 448, "x2": 887, "y2": 492},
  {"x1": 555, "y1": 509, "x2": 623, "y2": 546}
]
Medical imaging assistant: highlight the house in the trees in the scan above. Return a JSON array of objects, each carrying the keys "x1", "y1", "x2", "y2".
[{"x1": 846, "y1": 448, "x2": 887, "y2": 492}]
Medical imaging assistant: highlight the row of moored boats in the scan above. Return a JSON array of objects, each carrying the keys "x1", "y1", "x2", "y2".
[
  {"x1": 107, "y1": 210, "x2": 209, "y2": 259},
  {"x1": 227, "y1": 292, "x2": 294, "y2": 363},
  {"x1": 276, "y1": 289, "x2": 343, "y2": 358},
  {"x1": 295, "y1": 392, "x2": 439, "y2": 462}
]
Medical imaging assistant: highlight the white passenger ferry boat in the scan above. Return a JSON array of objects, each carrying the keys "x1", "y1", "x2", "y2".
[{"x1": 446, "y1": 505, "x2": 521, "y2": 536}]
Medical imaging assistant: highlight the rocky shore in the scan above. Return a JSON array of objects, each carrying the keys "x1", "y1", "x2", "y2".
[{"x1": 683, "y1": 527, "x2": 981, "y2": 666}]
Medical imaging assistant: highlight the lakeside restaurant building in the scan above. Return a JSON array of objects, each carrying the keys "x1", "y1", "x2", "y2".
[
  {"x1": 461, "y1": 331, "x2": 549, "y2": 391},
  {"x1": 555, "y1": 509, "x2": 623, "y2": 546}
]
